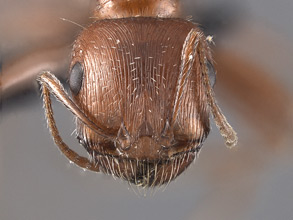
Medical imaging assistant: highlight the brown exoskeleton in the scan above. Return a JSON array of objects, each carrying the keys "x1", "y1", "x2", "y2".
[{"x1": 38, "y1": 0, "x2": 237, "y2": 187}]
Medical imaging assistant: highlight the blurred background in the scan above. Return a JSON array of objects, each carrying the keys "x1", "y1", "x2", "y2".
[{"x1": 1, "y1": 0, "x2": 293, "y2": 219}]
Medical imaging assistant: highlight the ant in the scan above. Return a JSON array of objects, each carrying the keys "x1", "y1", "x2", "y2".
[{"x1": 37, "y1": 0, "x2": 237, "y2": 187}]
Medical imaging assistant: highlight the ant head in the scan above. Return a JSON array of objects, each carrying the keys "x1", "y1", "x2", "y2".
[{"x1": 68, "y1": 17, "x2": 212, "y2": 186}]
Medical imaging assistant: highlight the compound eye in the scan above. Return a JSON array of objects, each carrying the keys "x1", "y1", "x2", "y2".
[
  {"x1": 207, "y1": 60, "x2": 216, "y2": 87},
  {"x1": 69, "y1": 62, "x2": 84, "y2": 95}
]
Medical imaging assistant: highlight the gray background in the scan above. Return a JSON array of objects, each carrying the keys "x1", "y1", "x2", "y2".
[{"x1": 1, "y1": 0, "x2": 293, "y2": 219}]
